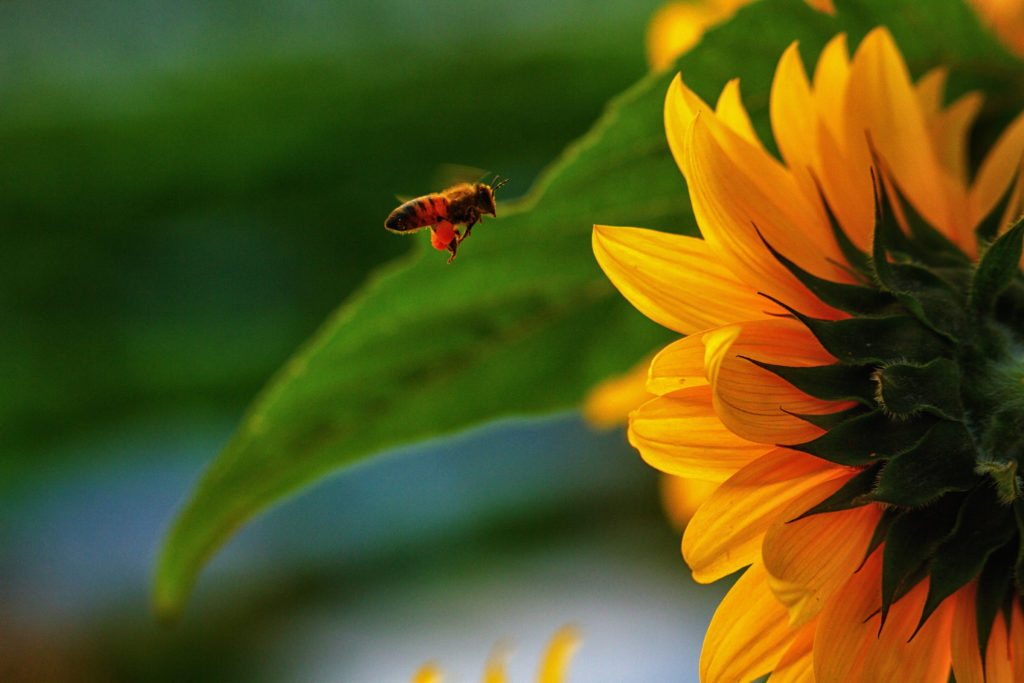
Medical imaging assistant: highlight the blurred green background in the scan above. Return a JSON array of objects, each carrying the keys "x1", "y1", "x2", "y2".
[{"x1": 1, "y1": 1, "x2": 724, "y2": 680}]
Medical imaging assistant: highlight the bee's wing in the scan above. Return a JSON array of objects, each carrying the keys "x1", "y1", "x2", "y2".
[{"x1": 433, "y1": 163, "x2": 490, "y2": 187}]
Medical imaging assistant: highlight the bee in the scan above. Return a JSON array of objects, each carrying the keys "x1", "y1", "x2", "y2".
[{"x1": 385, "y1": 176, "x2": 508, "y2": 263}]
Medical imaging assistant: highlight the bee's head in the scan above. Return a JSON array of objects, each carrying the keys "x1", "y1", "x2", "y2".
[
  {"x1": 475, "y1": 183, "x2": 497, "y2": 216},
  {"x1": 476, "y1": 176, "x2": 508, "y2": 216}
]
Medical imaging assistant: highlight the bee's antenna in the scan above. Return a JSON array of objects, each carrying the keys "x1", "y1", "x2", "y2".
[{"x1": 491, "y1": 176, "x2": 509, "y2": 193}]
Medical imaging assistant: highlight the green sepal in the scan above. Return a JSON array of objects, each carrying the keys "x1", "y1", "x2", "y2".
[
  {"x1": 786, "y1": 405, "x2": 869, "y2": 430},
  {"x1": 790, "y1": 462, "x2": 883, "y2": 520},
  {"x1": 768, "y1": 298, "x2": 951, "y2": 364},
  {"x1": 975, "y1": 541, "x2": 1017, "y2": 664},
  {"x1": 880, "y1": 170, "x2": 971, "y2": 268},
  {"x1": 917, "y1": 485, "x2": 1015, "y2": 633},
  {"x1": 746, "y1": 358, "x2": 875, "y2": 404},
  {"x1": 970, "y1": 217, "x2": 1024, "y2": 315},
  {"x1": 874, "y1": 358, "x2": 965, "y2": 420},
  {"x1": 871, "y1": 170, "x2": 923, "y2": 269},
  {"x1": 815, "y1": 176, "x2": 873, "y2": 280},
  {"x1": 756, "y1": 228, "x2": 893, "y2": 316},
  {"x1": 880, "y1": 493, "x2": 964, "y2": 627},
  {"x1": 892, "y1": 280, "x2": 967, "y2": 341},
  {"x1": 790, "y1": 410, "x2": 937, "y2": 466},
  {"x1": 975, "y1": 177, "x2": 1018, "y2": 244},
  {"x1": 861, "y1": 507, "x2": 899, "y2": 571},
  {"x1": 867, "y1": 421, "x2": 980, "y2": 507},
  {"x1": 870, "y1": 191, "x2": 968, "y2": 339}
]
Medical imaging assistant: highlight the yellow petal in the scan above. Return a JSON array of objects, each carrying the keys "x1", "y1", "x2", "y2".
[
  {"x1": 483, "y1": 642, "x2": 510, "y2": 683},
  {"x1": 813, "y1": 547, "x2": 881, "y2": 681},
  {"x1": 768, "y1": 618, "x2": 817, "y2": 683},
  {"x1": 812, "y1": 33, "x2": 851, "y2": 143},
  {"x1": 582, "y1": 357, "x2": 653, "y2": 428},
  {"x1": 857, "y1": 577, "x2": 955, "y2": 683},
  {"x1": 816, "y1": 554, "x2": 954, "y2": 683},
  {"x1": 628, "y1": 386, "x2": 773, "y2": 480},
  {"x1": 700, "y1": 559, "x2": 800, "y2": 683},
  {"x1": 412, "y1": 663, "x2": 444, "y2": 683},
  {"x1": 1011, "y1": 600, "x2": 1024, "y2": 681},
  {"x1": 985, "y1": 611, "x2": 1014, "y2": 683},
  {"x1": 592, "y1": 225, "x2": 772, "y2": 334},
  {"x1": 665, "y1": 71, "x2": 712, "y2": 146},
  {"x1": 682, "y1": 111, "x2": 854, "y2": 316},
  {"x1": 682, "y1": 448, "x2": 840, "y2": 583},
  {"x1": 645, "y1": 0, "x2": 746, "y2": 71},
  {"x1": 809, "y1": 34, "x2": 878, "y2": 252},
  {"x1": 931, "y1": 91, "x2": 983, "y2": 188},
  {"x1": 845, "y1": 28, "x2": 953, "y2": 240},
  {"x1": 915, "y1": 67, "x2": 948, "y2": 118},
  {"x1": 762, "y1": 483, "x2": 882, "y2": 628},
  {"x1": 702, "y1": 319, "x2": 850, "y2": 445},
  {"x1": 660, "y1": 474, "x2": 719, "y2": 530},
  {"x1": 647, "y1": 333, "x2": 710, "y2": 396},
  {"x1": 537, "y1": 625, "x2": 580, "y2": 683},
  {"x1": 969, "y1": 0, "x2": 1024, "y2": 57},
  {"x1": 668, "y1": 73, "x2": 851, "y2": 293},
  {"x1": 770, "y1": 43, "x2": 820, "y2": 182},
  {"x1": 950, "y1": 583, "x2": 984, "y2": 683},
  {"x1": 971, "y1": 108, "x2": 1024, "y2": 229},
  {"x1": 715, "y1": 78, "x2": 763, "y2": 150}
]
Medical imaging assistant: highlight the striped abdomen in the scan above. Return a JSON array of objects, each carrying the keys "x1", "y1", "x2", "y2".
[{"x1": 385, "y1": 193, "x2": 449, "y2": 232}]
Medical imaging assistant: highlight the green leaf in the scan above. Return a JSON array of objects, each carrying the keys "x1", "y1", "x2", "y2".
[
  {"x1": 154, "y1": 0, "x2": 827, "y2": 619},
  {"x1": 153, "y1": 0, "x2": 1024, "y2": 619}
]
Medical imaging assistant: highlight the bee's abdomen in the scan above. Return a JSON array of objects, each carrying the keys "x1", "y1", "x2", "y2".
[{"x1": 385, "y1": 194, "x2": 448, "y2": 232}]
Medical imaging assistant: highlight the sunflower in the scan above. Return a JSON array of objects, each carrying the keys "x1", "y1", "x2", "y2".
[
  {"x1": 594, "y1": 27, "x2": 1024, "y2": 682},
  {"x1": 412, "y1": 625, "x2": 579, "y2": 683},
  {"x1": 646, "y1": 0, "x2": 1022, "y2": 73}
]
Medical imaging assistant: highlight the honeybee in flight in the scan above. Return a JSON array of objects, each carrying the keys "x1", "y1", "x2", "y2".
[{"x1": 385, "y1": 176, "x2": 508, "y2": 263}]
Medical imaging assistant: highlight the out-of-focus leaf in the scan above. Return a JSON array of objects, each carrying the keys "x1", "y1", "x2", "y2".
[{"x1": 155, "y1": 0, "x2": 1024, "y2": 619}]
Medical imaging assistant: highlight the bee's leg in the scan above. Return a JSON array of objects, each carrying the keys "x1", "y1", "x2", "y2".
[
  {"x1": 446, "y1": 237, "x2": 458, "y2": 264},
  {"x1": 430, "y1": 221, "x2": 457, "y2": 251},
  {"x1": 459, "y1": 218, "x2": 479, "y2": 243}
]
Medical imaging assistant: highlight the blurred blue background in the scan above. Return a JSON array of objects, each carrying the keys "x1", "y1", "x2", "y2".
[{"x1": 1, "y1": 1, "x2": 727, "y2": 680}]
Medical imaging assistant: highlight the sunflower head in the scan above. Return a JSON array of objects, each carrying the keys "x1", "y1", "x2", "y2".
[{"x1": 595, "y1": 26, "x2": 1024, "y2": 682}]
